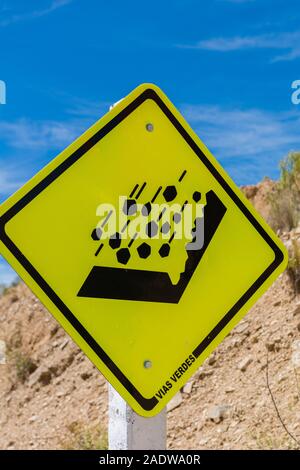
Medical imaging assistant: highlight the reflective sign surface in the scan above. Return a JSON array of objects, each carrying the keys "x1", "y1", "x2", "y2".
[{"x1": 0, "y1": 84, "x2": 287, "y2": 416}]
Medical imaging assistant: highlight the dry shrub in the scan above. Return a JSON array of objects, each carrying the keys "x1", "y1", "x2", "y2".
[
  {"x1": 287, "y1": 238, "x2": 300, "y2": 295},
  {"x1": 268, "y1": 152, "x2": 300, "y2": 232},
  {"x1": 61, "y1": 421, "x2": 107, "y2": 450}
]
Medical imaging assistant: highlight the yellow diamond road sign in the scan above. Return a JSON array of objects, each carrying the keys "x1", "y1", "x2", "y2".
[{"x1": 0, "y1": 84, "x2": 287, "y2": 416}]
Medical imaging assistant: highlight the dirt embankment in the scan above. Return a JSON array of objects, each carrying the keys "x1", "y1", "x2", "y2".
[{"x1": 0, "y1": 179, "x2": 300, "y2": 450}]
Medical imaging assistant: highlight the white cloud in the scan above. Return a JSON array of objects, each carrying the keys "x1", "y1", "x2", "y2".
[
  {"x1": 0, "y1": 168, "x2": 24, "y2": 195},
  {"x1": 178, "y1": 31, "x2": 300, "y2": 62},
  {"x1": 0, "y1": 118, "x2": 85, "y2": 150},
  {"x1": 0, "y1": 102, "x2": 109, "y2": 199},
  {"x1": 1, "y1": 103, "x2": 299, "y2": 200},
  {"x1": 65, "y1": 97, "x2": 110, "y2": 119},
  {"x1": 181, "y1": 104, "x2": 300, "y2": 181},
  {"x1": 0, "y1": 0, "x2": 72, "y2": 27},
  {"x1": 0, "y1": 117, "x2": 88, "y2": 201},
  {"x1": 0, "y1": 95, "x2": 110, "y2": 151}
]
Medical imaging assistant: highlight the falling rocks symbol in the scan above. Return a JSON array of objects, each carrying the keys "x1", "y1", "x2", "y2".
[{"x1": 77, "y1": 190, "x2": 226, "y2": 303}]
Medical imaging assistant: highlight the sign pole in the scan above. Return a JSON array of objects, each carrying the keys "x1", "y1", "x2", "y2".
[{"x1": 108, "y1": 384, "x2": 166, "y2": 450}]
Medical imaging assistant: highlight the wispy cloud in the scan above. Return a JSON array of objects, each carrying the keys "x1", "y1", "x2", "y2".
[
  {"x1": 0, "y1": 117, "x2": 88, "y2": 202},
  {"x1": 65, "y1": 97, "x2": 110, "y2": 119},
  {"x1": 1, "y1": 103, "x2": 300, "y2": 187},
  {"x1": 0, "y1": 97, "x2": 110, "y2": 201},
  {"x1": 0, "y1": 94, "x2": 110, "y2": 151},
  {"x1": 181, "y1": 104, "x2": 300, "y2": 182},
  {"x1": 0, "y1": 0, "x2": 72, "y2": 27},
  {"x1": 178, "y1": 31, "x2": 300, "y2": 62},
  {"x1": 0, "y1": 168, "x2": 24, "y2": 196},
  {"x1": 0, "y1": 118, "x2": 86, "y2": 150}
]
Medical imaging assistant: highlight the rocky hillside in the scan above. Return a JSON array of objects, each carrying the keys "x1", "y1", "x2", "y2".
[
  {"x1": 241, "y1": 178, "x2": 276, "y2": 227},
  {"x1": 0, "y1": 180, "x2": 300, "y2": 450}
]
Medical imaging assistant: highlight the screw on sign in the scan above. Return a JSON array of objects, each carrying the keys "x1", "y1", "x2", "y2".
[{"x1": 0, "y1": 84, "x2": 287, "y2": 434}]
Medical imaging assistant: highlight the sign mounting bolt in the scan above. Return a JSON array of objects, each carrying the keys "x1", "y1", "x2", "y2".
[{"x1": 146, "y1": 123, "x2": 154, "y2": 132}]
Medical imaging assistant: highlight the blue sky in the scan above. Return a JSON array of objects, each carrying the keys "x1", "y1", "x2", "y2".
[{"x1": 0, "y1": 0, "x2": 300, "y2": 283}]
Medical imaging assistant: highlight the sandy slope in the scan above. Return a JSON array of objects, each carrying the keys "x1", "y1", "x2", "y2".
[{"x1": 0, "y1": 271, "x2": 299, "y2": 450}]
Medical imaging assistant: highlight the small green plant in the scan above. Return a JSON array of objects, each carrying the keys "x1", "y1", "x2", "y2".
[
  {"x1": 287, "y1": 238, "x2": 300, "y2": 294},
  {"x1": 10, "y1": 350, "x2": 37, "y2": 383},
  {"x1": 249, "y1": 429, "x2": 298, "y2": 450},
  {"x1": 268, "y1": 152, "x2": 300, "y2": 232},
  {"x1": 61, "y1": 422, "x2": 108, "y2": 450},
  {"x1": 0, "y1": 278, "x2": 21, "y2": 297},
  {"x1": 0, "y1": 285, "x2": 11, "y2": 296},
  {"x1": 6, "y1": 323, "x2": 37, "y2": 383},
  {"x1": 7, "y1": 323, "x2": 22, "y2": 350}
]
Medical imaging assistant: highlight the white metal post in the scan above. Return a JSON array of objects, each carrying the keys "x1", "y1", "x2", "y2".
[{"x1": 108, "y1": 384, "x2": 167, "y2": 450}]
